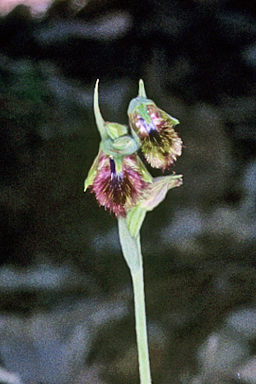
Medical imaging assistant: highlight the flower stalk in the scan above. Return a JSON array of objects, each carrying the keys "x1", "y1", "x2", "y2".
[
  {"x1": 118, "y1": 217, "x2": 151, "y2": 384},
  {"x1": 132, "y1": 264, "x2": 151, "y2": 384}
]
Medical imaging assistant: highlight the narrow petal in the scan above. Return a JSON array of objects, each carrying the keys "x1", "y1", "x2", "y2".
[
  {"x1": 125, "y1": 175, "x2": 183, "y2": 237},
  {"x1": 84, "y1": 150, "x2": 101, "y2": 192},
  {"x1": 140, "y1": 175, "x2": 183, "y2": 211}
]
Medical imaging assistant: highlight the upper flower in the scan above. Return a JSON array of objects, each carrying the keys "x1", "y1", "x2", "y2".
[
  {"x1": 84, "y1": 80, "x2": 152, "y2": 218},
  {"x1": 128, "y1": 80, "x2": 182, "y2": 171}
]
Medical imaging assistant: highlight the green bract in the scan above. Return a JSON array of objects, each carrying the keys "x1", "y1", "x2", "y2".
[{"x1": 84, "y1": 151, "x2": 101, "y2": 192}]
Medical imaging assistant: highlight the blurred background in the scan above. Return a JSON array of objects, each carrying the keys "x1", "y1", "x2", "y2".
[{"x1": 1, "y1": 0, "x2": 256, "y2": 383}]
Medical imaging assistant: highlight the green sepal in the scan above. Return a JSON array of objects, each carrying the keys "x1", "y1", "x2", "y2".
[
  {"x1": 137, "y1": 157, "x2": 153, "y2": 183},
  {"x1": 126, "y1": 206, "x2": 147, "y2": 238},
  {"x1": 94, "y1": 79, "x2": 108, "y2": 141},
  {"x1": 128, "y1": 80, "x2": 180, "y2": 129},
  {"x1": 84, "y1": 150, "x2": 101, "y2": 191},
  {"x1": 101, "y1": 138, "x2": 120, "y2": 157},
  {"x1": 105, "y1": 123, "x2": 128, "y2": 140},
  {"x1": 160, "y1": 108, "x2": 180, "y2": 126},
  {"x1": 128, "y1": 79, "x2": 155, "y2": 118},
  {"x1": 128, "y1": 97, "x2": 154, "y2": 117},
  {"x1": 125, "y1": 174, "x2": 182, "y2": 237},
  {"x1": 136, "y1": 104, "x2": 152, "y2": 124},
  {"x1": 131, "y1": 128, "x2": 142, "y2": 148},
  {"x1": 112, "y1": 136, "x2": 139, "y2": 155},
  {"x1": 138, "y1": 79, "x2": 147, "y2": 98},
  {"x1": 101, "y1": 136, "x2": 139, "y2": 157},
  {"x1": 140, "y1": 175, "x2": 183, "y2": 211}
]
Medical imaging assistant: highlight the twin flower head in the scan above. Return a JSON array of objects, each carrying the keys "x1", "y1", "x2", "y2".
[{"x1": 84, "y1": 79, "x2": 183, "y2": 232}]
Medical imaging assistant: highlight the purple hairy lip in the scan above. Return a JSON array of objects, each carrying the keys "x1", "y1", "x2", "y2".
[{"x1": 91, "y1": 153, "x2": 148, "y2": 217}]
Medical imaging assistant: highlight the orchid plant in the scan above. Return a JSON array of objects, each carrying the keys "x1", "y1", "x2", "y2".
[{"x1": 84, "y1": 79, "x2": 183, "y2": 384}]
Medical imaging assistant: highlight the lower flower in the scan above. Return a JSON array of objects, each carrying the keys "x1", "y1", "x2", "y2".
[{"x1": 89, "y1": 151, "x2": 148, "y2": 217}]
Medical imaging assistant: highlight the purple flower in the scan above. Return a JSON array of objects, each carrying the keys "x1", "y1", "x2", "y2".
[
  {"x1": 87, "y1": 151, "x2": 149, "y2": 218},
  {"x1": 128, "y1": 81, "x2": 182, "y2": 171}
]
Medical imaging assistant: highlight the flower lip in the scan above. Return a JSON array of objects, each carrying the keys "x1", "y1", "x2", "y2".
[
  {"x1": 128, "y1": 79, "x2": 182, "y2": 171},
  {"x1": 90, "y1": 153, "x2": 149, "y2": 218},
  {"x1": 129, "y1": 103, "x2": 182, "y2": 171}
]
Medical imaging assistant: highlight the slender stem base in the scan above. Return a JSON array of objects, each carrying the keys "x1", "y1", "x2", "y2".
[
  {"x1": 131, "y1": 267, "x2": 152, "y2": 384},
  {"x1": 118, "y1": 217, "x2": 152, "y2": 384}
]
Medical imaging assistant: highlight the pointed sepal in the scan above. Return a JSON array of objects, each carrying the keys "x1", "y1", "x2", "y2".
[
  {"x1": 140, "y1": 174, "x2": 183, "y2": 211},
  {"x1": 84, "y1": 150, "x2": 101, "y2": 192},
  {"x1": 125, "y1": 174, "x2": 183, "y2": 237},
  {"x1": 94, "y1": 79, "x2": 108, "y2": 141},
  {"x1": 105, "y1": 122, "x2": 128, "y2": 140}
]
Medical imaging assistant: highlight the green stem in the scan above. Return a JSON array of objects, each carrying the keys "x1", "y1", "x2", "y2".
[
  {"x1": 118, "y1": 218, "x2": 152, "y2": 384},
  {"x1": 132, "y1": 257, "x2": 151, "y2": 384}
]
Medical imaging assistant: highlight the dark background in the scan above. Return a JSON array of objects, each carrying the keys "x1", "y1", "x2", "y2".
[{"x1": 1, "y1": 0, "x2": 256, "y2": 383}]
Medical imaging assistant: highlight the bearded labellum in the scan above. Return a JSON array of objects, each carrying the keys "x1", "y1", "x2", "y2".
[
  {"x1": 85, "y1": 151, "x2": 148, "y2": 217},
  {"x1": 128, "y1": 80, "x2": 183, "y2": 171}
]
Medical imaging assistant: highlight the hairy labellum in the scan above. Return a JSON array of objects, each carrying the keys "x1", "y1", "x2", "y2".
[
  {"x1": 90, "y1": 152, "x2": 148, "y2": 217},
  {"x1": 129, "y1": 104, "x2": 182, "y2": 171}
]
